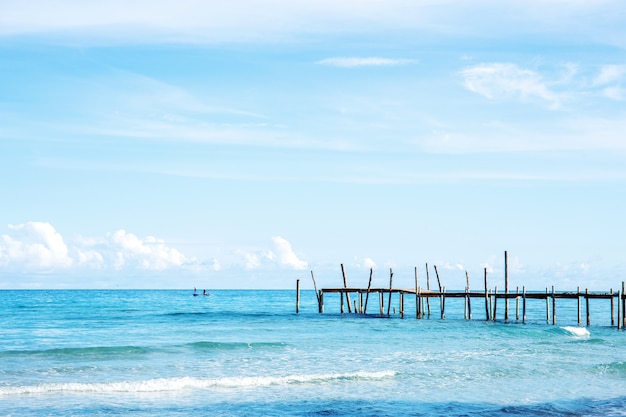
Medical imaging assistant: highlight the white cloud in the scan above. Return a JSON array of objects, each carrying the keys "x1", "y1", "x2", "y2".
[
  {"x1": 272, "y1": 236, "x2": 308, "y2": 270},
  {"x1": 460, "y1": 63, "x2": 559, "y2": 106},
  {"x1": 2, "y1": 1, "x2": 624, "y2": 47},
  {"x1": 363, "y1": 258, "x2": 377, "y2": 269},
  {"x1": 107, "y1": 230, "x2": 188, "y2": 270},
  {"x1": 316, "y1": 57, "x2": 415, "y2": 68},
  {"x1": 233, "y1": 238, "x2": 307, "y2": 271},
  {"x1": 212, "y1": 259, "x2": 221, "y2": 271},
  {"x1": 0, "y1": 222, "x2": 72, "y2": 269},
  {"x1": 593, "y1": 64, "x2": 626, "y2": 86},
  {"x1": 0, "y1": 222, "x2": 194, "y2": 273},
  {"x1": 601, "y1": 86, "x2": 625, "y2": 101}
]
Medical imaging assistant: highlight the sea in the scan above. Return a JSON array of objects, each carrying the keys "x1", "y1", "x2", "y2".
[{"x1": 1, "y1": 289, "x2": 626, "y2": 416}]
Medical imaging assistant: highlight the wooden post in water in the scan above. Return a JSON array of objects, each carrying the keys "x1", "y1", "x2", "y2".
[
  {"x1": 359, "y1": 292, "x2": 363, "y2": 314},
  {"x1": 319, "y1": 290, "x2": 324, "y2": 313},
  {"x1": 386, "y1": 268, "x2": 393, "y2": 316},
  {"x1": 611, "y1": 289, "x2": 615, "y2": 327},
  {"x1": 552, "y1": 285, "x2": 556, "y2": 325},
  {"x1": 546, "y1": 287, "x2": 550, "y2": 324},
  {"x1": 379, "y1": 291, "x2": 384, "y2": 315},
  {"x1": 363, "y1": 268, "x2": 373, "y2": 314},
  {"x1": 621, "y1": 281, "x2": 626, "y2": 328},
  {"x1": 577, "y1": 286, "x2": 581, "y2": 326},
  {"x1": 618, "y1": 290, "x2": 622, "y2": 330},
  {"x1": 622, "y1": 282, "x2": 626, "y2": 328},
  {"x1": 466, "y1": 271, "x2": 472, "y2": 320},
  {"x1": 341, "y1": 264, "x2": 352, "y2": 313},
  {"x1": 484, "y1": 268, "x2": 490, "y2": 321},
  {"x1": 311, "y1": 271, "x2": 321, "y2": 313},
  {"x1": 522, "y1": 286, "x2": 527, "y2": 324},
  {"x1": 515, "y1": 286, "x2": 519, "y2": 322},
  {"x1": 434, "y1": 265, "x2": 443, "y2": 317},
  {"x1": 441, "y1": 286, "x2": 446, "y2": 320},
  {"x1": 340, "y1": 291, "x2": 345, "y2": 314},
  {"x1": 504, "y1": 250, "x2": 509, "y2": 323},
  {"x1": 400, "y1": 293, "x2": 405, "y2": 318},
  {"x1": 296, "y1": 279, "x2": 300, "y2": 314},
  {"x1": 493, "y1": 286, "x2": 498, "y2": 321},
  {"x1": 586, "y1": 288, "x2": 590, "y2": 327},
  {"x1": 426, "y1": 263, "x2": 432, "y2": 317},
  {"x1": 415, "y1": 267, "x2": 420, "y2": 319}
]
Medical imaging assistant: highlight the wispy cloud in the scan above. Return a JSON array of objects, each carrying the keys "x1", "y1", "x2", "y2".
[
  {"x1": 460, "y1": 63, "x2": 560, "y2": 107},
  {"x1": 316, "y1": 57, "x2": 415, "y2": 68},
  {"x1": 593, "y1": 64, "x2": 626, "y2": 86},
  {"x1": 593, "y1": 64, "x2": 626, "y2": 100}
]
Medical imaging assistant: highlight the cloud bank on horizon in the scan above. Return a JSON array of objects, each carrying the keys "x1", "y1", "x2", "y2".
[{"x1": 0, "y1": 222, "x2": 308, "y2": 287}]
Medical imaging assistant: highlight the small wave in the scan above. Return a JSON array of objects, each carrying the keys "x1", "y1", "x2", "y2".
[
  {"x1": 0, "y1": 370, "x2": 396, "y2": 396},
  {"x1": 561, "y1": 326, "x2": 590, "y2": 338},
  {"x1": 0, "y1": 345, "x2": 150, "y2": 359},
  {"x1": 186, "y1": 341, "x2": 287, "y2": 351}
]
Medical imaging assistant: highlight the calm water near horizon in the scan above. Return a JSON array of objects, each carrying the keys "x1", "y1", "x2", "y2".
[{"x1": 1, "y1": 289, "x2": 626, "y2": 416}]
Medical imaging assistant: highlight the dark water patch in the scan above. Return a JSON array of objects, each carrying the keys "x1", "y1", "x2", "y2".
[
  {"x1": 8, "y1": 397, "x2": 626, "y2": 417},
  {"x1": 159, "y1": 311, "x2": 210, "y2": 317},
  {"x1": 185, "y1": 341, "x2": 288, "y2": 351},
  {"x1": 0, "y1": 345, "x2": 151, "y2": 359},
  {"x1": 594, "y1": 361, "x2": 626, "y2": 376}
]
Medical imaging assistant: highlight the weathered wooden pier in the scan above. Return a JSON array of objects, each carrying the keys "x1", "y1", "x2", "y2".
[{"x1": 296, "y1": 251, "x2": 626, "y2": 329}]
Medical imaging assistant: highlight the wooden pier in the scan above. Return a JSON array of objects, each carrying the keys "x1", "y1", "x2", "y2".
[{"x1": 297, "y1": 252, "x2": 626, "y2": 329}]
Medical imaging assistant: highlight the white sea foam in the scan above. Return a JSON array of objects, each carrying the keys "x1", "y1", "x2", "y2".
[
  {"x1": 0, "y1": 370, "x2": 396, "y2": 396},
  {"x1": 561, "y1": 326, "x2": 590, "y2": 338}
]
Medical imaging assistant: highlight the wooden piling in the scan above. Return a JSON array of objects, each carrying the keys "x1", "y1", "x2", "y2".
[
  {"x1": 611, "y1": 289, "x2": 615, "y2": 327},
  {"x1": 504, "y1": 250, "x2": 509, "y2": 323},
  {"x1": 546, "y1": 287, "x2": 550, "y2": 324},
  {"x1": 617, "y1": 291, "x2": 623, "y2": 330},
  {"x1": 434, "y1": 265, "x2": 443, "y2": 316},
  {"x1": 484, "y1": 268, "x2": 490, "y2": 321},
  {"x1": 577, "y1": 286, "x2": 581, "y2": 326},
  {"x1": 363, "y1": 268, "x2": 373, "y2": 314},
  {"x1": 415, "y1": 267, "x2": 420, "y2": 319},
  {"x1": 552, "y1": 286, "x2": 556, "y2": 325},
  {"x1": 622, "y1": 282, "x2": 626, "y2": 328},
  {"x1": 586, "y1": 288, "x2": 590, "y2": 326},
  {"x1": 466, "y1": 271, "x2": 472, "y2": 320},
  {"x1": 493, "y1": 286, "x2": 498, "y2": 321},
  {"x1": 426, "y1": 263, "x2": 432, "y2": 317},
  {"x1": 311, "y1": 271, "x2": 321, "y2": 313},
  {"x1": 340, "y1": 291, "x2": 345, "y2": 314},
  {"x1": 359, "y1": 292, "x2": 363, "y2": 314},
  {"x1": 621, "y1": 281, "x2": 626, "y2": 328},
  {"x1": 515, "y1": 286, "x2": 519, "y2": 322},
  {"x1": 319, "y1": 290, "x2": 324, "y2": 313},
  {"x1": 400, "y1": 293, "x2": 405, "y2": 318},
  {"x1": 386, "y1": 268, "x2": 393, "y2": 316},
  {"x1": 379, "y1": 291, "x2": 384, "y2": 315},
  {"x1": 522, "y1": 286, "x2": 527, "y2": 324},
  {"x1": 441, "y1": 286, "x2": 446, "y2": 320},
  {"x1": 296, "y1": 279, "x2": 300, "y2": 314},
  {"x1": 341, "y1": 264, "x2": 352, "y2": 313}
]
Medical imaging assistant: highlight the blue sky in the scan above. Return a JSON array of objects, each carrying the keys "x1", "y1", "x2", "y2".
[{"x1": 1, "y1": 1, "x2": 625, "y2": 290}]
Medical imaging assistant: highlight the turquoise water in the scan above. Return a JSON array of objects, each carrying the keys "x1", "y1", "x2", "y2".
[{"x1": 1, "y1": 289, "x2": 626, "y2": 416}]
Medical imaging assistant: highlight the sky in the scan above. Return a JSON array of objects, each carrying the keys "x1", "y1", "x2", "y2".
[{"x1": 1, "y1": 0, "x2": 625, "y2": 290}]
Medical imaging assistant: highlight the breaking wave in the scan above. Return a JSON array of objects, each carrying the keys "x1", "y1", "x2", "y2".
[{"x1": 0, "y1": 370, "x2": 396, "y2": 396}]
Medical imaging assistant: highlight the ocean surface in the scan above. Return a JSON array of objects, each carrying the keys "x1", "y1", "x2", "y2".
[{"x1": 1, "y1": 289, "x2": 626, "y2": 416}]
